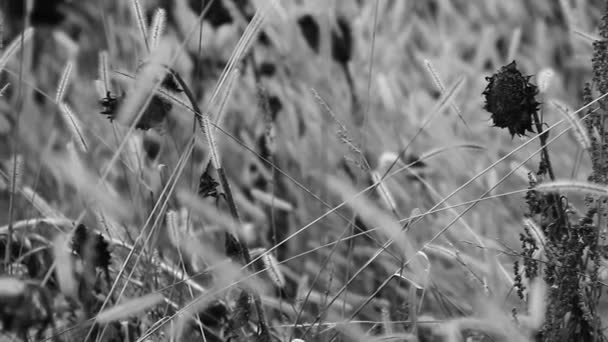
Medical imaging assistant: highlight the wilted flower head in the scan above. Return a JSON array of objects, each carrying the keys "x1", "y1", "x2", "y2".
[
  {"x1": 482, "y1": 61, "x2": 540, "y2": 137},
  {"x1": 97, "y1": 66, "x2": 182, "y2": 131}
]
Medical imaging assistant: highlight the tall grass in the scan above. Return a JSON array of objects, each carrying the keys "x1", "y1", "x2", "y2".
[{"x1": 0, "y1": 1, "x2": 607, "y2": 341}]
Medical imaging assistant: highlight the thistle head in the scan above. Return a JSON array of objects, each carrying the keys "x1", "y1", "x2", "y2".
[{"x1": 482, "y1": 61, "x2": 540, "y2": 137}]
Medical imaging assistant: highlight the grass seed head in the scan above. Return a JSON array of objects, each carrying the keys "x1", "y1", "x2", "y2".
[
  {"x1": 331, "y1": 16, "x2": 353, "y2": 64},
  {"x1": 297, "y1": 14, "x2": 320, "y2": 54}
]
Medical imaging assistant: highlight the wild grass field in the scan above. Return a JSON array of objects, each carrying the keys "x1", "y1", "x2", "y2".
[{"x1": 0, "y1": 0, "x2": 608, "y2": 341}]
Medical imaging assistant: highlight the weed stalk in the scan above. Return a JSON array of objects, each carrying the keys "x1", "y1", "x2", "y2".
[{"x1": 170, "y1": 68, "x2": 271, "y2": 338}]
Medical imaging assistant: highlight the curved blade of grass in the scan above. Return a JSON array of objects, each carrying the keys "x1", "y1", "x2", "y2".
[
  {"x1": 0, "y1": 27, "x2": 34, "y2": 73},
  {"x1": 96, "y1": 293, "x2": 164, "y2": 324}
]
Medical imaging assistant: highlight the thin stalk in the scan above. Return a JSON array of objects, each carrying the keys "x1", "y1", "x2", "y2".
[
  {"x1": 532, "y1": 107, "x2": 566, "y2": 233},
  {"x1": 533, "y1": 108, "x2": 555, "y2": 181},
  {"x1": 170, "y1": 67, "x2": 270, "y2": 336},
  {"x1": 4, "y1": 5, "x2": 29, "y2": 272}
]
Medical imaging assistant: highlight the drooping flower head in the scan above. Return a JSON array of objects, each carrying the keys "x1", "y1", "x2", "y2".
[
  {"x1": 97, "y1": 66, "x2": 182, "y2": 131},
  {"x1": 482, "y1": 61, "x2": 540, "y2": 137}
]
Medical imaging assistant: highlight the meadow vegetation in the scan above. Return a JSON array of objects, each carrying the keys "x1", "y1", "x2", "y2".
[{"x1": 0, "y1": 1, "x2": 607, "y2": 341}]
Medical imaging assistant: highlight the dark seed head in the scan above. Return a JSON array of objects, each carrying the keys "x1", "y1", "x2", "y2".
[
  {"x1": 267, "y1": 95, "x2": 282, "y2": 121},
  {"x1": 136, "y1": 96, "x2": 172, "y2": 131},
  {"x1": 258, "y1": 62, "x2": 276, "y2": 77},
  {"x1": 4, "y1": 0, "x2": 66, "y2": 27},
  {"x1": 482, "y1": 61, "x2": 539, "y2": 137},
  {"x1": 199, "y1": 166, "x2": 221, "y2": 199},
  {"x1": 331, "y1": 16, "x2": 352, "y2": 65},
  {"x1": 229, "y1": 290, "x2": 252, "y2": 330},
  {"x1": 128, "y1": 66, "x2": 183, "y2": 131},
  {"x1": 258, "y1": 30, "x2": 272, "y2": 46},
  {"x1": 197, "y1": 300, "x2": 229, "y2": 327},
  {"x1": 143, "y1": 133, "x2": 162, "y2": 160},
  {"x1": 224, "y1": 232, "x2": 243, "y2": 260},
  {"x1": 99, "y1": 91, "x2": 121, "y2": 120},
  {"x1": 297, "y1": 14, "x2": 320, "y2": 54},
  {"x1": 403, "y1": 154, "x2": 426, "y2": 169},
  {"x1": 190, "y1": 0, "x2": 233, "y2": 27},
  {"x1": 71, "y1": 224, "x2": 112, "y2": 274}
]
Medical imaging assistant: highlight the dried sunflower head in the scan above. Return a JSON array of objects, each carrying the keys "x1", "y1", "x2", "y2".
[{"x1": 482, "y1": 61, "x2": 540, "y2": 137}]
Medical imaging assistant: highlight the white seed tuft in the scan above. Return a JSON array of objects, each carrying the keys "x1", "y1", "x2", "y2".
[
  {"x1": 256, "y1": 248, "x2": 285, "y2": 289},
  {"x1": 94, "y1": 80, "x2": 106, "y2": 99},
  {"x1": 552, "y1": 100, "x2": 590, "y2": 150},
  {"x1": 5, "y1": 154, "x2": 23, "y2": 189},
  {"x1": 99, "y1": 51, "x2": 111, "y2": 94},
  {"x1": 535, "y1": 180, "x2": 608, "y2": 196},
  {"x1": 523, "y1": 218, "x2": 546, "y2": 246},
  {"x1": 250, "y1": 188, "x2": 294, "y2": 212},
  {"x1": 59, "y1": 102, "x2": 88, "y2": 152},
  {"x1": 130, "y1": 0, "x2": 149, "y2": 52},
  {"x1": 149, "y1": 9, "x2": 166, "y2": 50},
  {"x1": 537, "y1": 68, "x2": 554, "y2": 93},
  {"x1": 0, "y1": 27, "x2": 34, "y2": 73},
  {"x1": 56, "y1": 61, "x2": 73, "y2": 103},
  {"x1": 166, "y1": 210, "x2": 181, "y2": 245}
]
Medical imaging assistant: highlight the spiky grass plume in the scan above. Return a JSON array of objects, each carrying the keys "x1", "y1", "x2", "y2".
[
  {"x1": 0, "y1": 27, "x2": 34, "y2": 73},
  {"x1": 95, "y1": 293, "x2": 164, "y2": 324},
  {"x1": 535, "y1": 180, "x2": 608, "y2": 196},
  {"x1": 551, "y1": 100, "x2": 591, "y2": 150},
  {"x1": 250, "y1": 248, "x2": 286, "y2": 288},
  {"x1": 166, "y1": 210, "x2": 180, "y2": 244},
  {"x1": 99, "y1": 51, "x2": 111, "y2": 94},
  {"x1": 55, "y1": 61, "x2": 73, "y2": 103},
  {"x1": 149, "y1": 8, "x2": 166, "y2": 50},
  {"x1": 424, "y1": 58, "x2": 468, "y2": 129},
  {"x1": 130, "y1": 0, "x2": 149, "y2": 51},
  {"x1": 5, "y1": 154, "x2": 23, "y2": 189},
  {"x1": 59, "y1": 102, "x2": 88, "y2": 152},
  {"x1": 250, "y1": 189, "x2": 293, "y2": 212}
]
